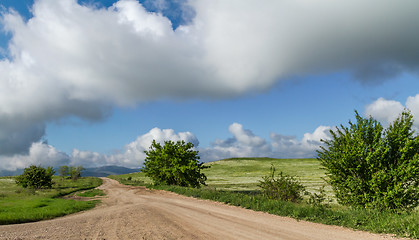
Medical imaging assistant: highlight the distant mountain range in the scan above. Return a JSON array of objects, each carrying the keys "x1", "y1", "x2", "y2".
[{"x1": 0, "y1": 165, "x2": 139, "y2": 177}]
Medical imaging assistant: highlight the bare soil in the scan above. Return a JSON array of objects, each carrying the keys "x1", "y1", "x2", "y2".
[{"x1": 0, "y1": 178, "x2": 408, "y2": 240}]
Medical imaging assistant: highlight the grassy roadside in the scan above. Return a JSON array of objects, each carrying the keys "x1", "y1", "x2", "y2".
[
  {"x1": 0, "y1": 176, "x2": 103, "y2": 225},
  {"x1": 109, "y1": 158, "x2": 418, "y2": 239}
]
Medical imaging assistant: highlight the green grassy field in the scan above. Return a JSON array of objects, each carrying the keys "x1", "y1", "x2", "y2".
[
  {"x1": 109, "y1": 157, "x2": 418, "y2": 239},
  {"x1": 0, "y1": 176, "x2": 103, "y2": 225},
  {"x1": 203, "y1": 158, "x2": 327, "y2": 192},
  {"x1": 111, "y1": 157, "x2": 330, "y2": 195}
]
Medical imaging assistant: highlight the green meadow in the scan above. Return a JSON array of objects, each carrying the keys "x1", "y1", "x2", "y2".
[
  {"x1": 110, "y1": 158, "x2": 418, "y2": 239},
  {"x1": 203, "y1": 158, "x2": 328, "y2": 192},
  {"x1": 0, "y1": 176, "x2": 103, "y2": 225},
  {"x1": 111, "y1": 157, "x2": 331, "y2": 196}
]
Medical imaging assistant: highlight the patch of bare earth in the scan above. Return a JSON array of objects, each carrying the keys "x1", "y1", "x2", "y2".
[{"x1": 0, "y1": 178, "x2": 410, "y2": 240}]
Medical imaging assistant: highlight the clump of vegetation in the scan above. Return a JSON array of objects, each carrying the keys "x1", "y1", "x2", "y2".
[
  {"x1": 77, "y1": 189, "x2": 105, "y2": 197},
  {"x1": 306, "y1": 186, "x2": 331, "y2": 207},
  {"x1": 58, "y1": 165, "x2": 85, "y2": 181},
  {"x1": 143, "y1": 140, "x2": 209, "y2": 188},
  {"x1": 59, "y1": 166, "x2": 69, "y2": 180},
  {"x1": 15, "y1": 165, "x2": 55, "y2": 189},
  {"x1": 258, "y1": 165, "x2": 305, "y2": 202},
  {"x1": 318, "y1": 110, "x2": 418, "y2": 211},
  {"x1": 70, "y1": 166, "x2": 85, "y2": 181}
]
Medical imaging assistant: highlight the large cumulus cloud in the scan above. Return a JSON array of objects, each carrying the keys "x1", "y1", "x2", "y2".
[
  {"x1": 1, "y1": 0, "x2": 419, "y2": 161},
  {"x1": 0, "y1": 126, "x2": 198, "y2": 171},
  {"x1": 70, "y1": 127, "x2": 198, "y2": 168},
  {"x1": 199, "y1": 123, "x2": 332, "y2": 161},
  {"x1": 365, "y1": 94, "x2": 419, "y2": 129}
]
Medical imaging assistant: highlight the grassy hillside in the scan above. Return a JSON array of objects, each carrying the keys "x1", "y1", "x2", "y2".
[
  {"x1": 0, "y1": 176, "x2": 103, "y2": 225},
  {"x1": 112, "y1": 157, "x2": 330, "y2": 195},
  {"x1": 203, "y1": 158, "x2": 327, "y2": 192}
]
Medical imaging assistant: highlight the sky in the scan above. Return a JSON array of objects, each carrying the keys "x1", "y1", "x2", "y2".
[{"x1": 0, "y1": 0, "x2": 418, "y2": 171}]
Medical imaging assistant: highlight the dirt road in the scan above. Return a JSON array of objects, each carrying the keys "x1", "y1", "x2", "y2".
[{"x1": 0, "y1": 178, "x2": 406, "y2": 240}]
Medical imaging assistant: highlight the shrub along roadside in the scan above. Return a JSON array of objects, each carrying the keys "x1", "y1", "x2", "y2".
[
  {"x1": 109, "y1": 175, "x2": 417, "y2": 239},
  {"x1": 318, "y1": 110, "x2": 418, "y2": 211}
]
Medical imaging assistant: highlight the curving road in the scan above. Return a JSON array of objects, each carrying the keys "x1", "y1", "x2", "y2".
[{"x1": 0, "y1": 178, "x2": 406, "y2": 240}]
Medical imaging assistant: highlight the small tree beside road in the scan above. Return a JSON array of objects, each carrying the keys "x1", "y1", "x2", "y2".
[
  {"x1": 143, "y1": 140, "x2": 209, "y2": 188},
  {"x1": 15, "y1": 165, "x2": 55, "y2": 189}
]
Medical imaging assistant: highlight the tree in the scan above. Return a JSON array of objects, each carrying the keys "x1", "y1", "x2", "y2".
[
  {"x1": 69, "y1": 166, "x2": 84, "y2": 181},
  {"x1": 143, "y1": 140, "x2": 209, "y2": 188},
  {"x1": 59, "y1": 166, "x2": 69, "y2": 180},
  {"x1": 15, "y1": 165, "x2": 55, "y2": 189},
  {"x1": 317, "y1": 110, "x2": 418, "y2": 211}
]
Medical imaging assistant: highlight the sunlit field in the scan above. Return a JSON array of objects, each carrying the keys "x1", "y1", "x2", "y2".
[
  {"x1": 0, "y1": 176, "x2": 103, "y2": 225},
  {"x1": 111, "y1": 157, "x2": 330, "y2": 195}
]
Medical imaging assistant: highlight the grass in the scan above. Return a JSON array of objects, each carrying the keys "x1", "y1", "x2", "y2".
[
  {"x1": 204, "y1": 158, "x2": 329, "y2": 193},
  {"x1": 109, "y1": 157, "x2": 418, "y2": 239},
  {"x1": 0, "y1": 176, "x2": 103, "y2": 225},
  {"x1": 77, "y1": 189, "x2": 105, "y2": 197}
]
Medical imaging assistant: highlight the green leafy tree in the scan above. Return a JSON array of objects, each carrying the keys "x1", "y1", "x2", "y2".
[
  {"x1": 69, "y1": 166, "x2": 84, "y2": 181},
  {"x1": 59, "y1": 166, "x2": 69, "y2": 180},
  {"x1": 143, "y1": 140, "x2": 209, "y2": 188},
  {"x1": 15, "y1": 165, "x2": 55, "y2": 189},
  {"x1": 317, "y1": 110, "x2": 419, "y2": 211}
]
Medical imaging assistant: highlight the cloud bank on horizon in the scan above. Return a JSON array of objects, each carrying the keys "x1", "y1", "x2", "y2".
[
  {"x1": 1, "y1": 0, "x2": 419, "y2": 170},
  {"x1": 0, "y1": 122, "x2": 334, "y2": 170}
]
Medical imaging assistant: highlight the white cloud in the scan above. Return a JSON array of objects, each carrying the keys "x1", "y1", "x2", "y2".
[
  {"x1": 270, "y1": 126, "x2": 333, "y2": 159},
  {"x1": 69, "y1": 127, "x2": 198, "y2": 168},
  {"x1": 365, "y1": 94, "x2": 419, "y2": 128},
  {"x1": 406, "y1": 94, "x2": 419, "y2": 125},
  {"x1": 200, "y1": 123, "x2": 271, "y2": 161},
  {"x1": 1, "y1": 0, "x2": 419, "y2": 157},
  {"x1": 200, "y1": 123, "x2": 332, "y2": 161},
  {"x1": 0, "y1": 123, "x2": 334, "y2": 171},
  {"x1": 0, "y1": 142, "x2": 69, "y2": 171},
  {"x1": 0, "y1": 127, "x2": 198, "y2": 171}
]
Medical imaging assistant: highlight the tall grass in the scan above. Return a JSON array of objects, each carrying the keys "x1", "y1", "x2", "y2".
[{"x1": 0, "y1": 176, "x2": 102, "y2": 225}]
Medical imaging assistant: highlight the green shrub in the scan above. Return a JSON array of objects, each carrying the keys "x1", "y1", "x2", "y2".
[
  {"x1": 58, "y1": 166, "x2": 69, "y2": 180},
  {"x1": 15, "y1": 165, "x2": 55, "y2": 189},
  {"x1": 258, "y1": 165, "x2": 305, "y2": 202},
  {"x1": 318, "y1": 110, "x2": 418, "y2": 211},
  {"x1": 69, "y1": 166, "x2": 84, "y2": 181},
  {"x1": 143, "y1": 140, "x2": 209, "y2": 188}
]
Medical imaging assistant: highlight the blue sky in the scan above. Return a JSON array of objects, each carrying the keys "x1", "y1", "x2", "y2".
[{"x1": 0, "y1": 0, "x2": 418, "y2": 170}]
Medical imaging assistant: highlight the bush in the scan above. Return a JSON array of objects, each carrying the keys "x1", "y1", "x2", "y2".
[
  {"x1": 59, "y1": 166, "x2": 69, "y2": 180},
  {"x1": 143, "y1": 140, "x2": 209, "y2": 188},
  {"x1": 317, "y1": 110, "x2": 418, "y2": 211},
  {"x1": 69, "y1": 166, "x2": 84, "y2": 181},
  {"x1": 15, "y1": 165, "x2": 55, "y2": 189},
  {"x1": 258, "y1": 165, "x2": 306, "y2": 202}
]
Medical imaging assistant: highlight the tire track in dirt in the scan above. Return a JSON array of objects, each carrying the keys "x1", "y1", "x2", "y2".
[{"x1": 0, "y1": 178, "x2": 408, "y2": 240}]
